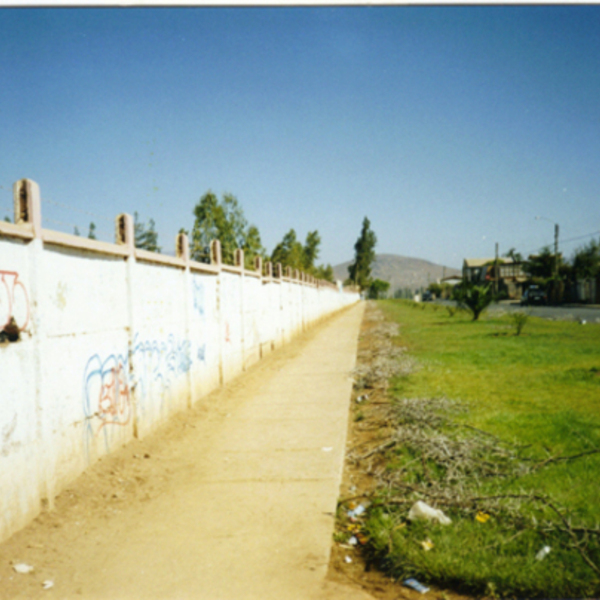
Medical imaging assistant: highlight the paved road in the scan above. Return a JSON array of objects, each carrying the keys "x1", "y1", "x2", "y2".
[
  {"x1": 488, "y1": 301, "x2": 600, "y2": 322},
  {"x1": 2, "y1": 303, "x2": 374, "y2": 600},
  {"x1": 437, "y1": 299, "x2": 600, "y2": 322}
]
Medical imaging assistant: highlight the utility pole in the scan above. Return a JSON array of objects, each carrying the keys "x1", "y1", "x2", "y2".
[
  {"x1": 536, "y1": 216, "x2": 560, "y2": 279},
  {"x1": 495, "y1": 242, "x2": 499, "y2": 296},
  {"x1": 554, "y1": 223, "x2": 559, "y2": 279}
]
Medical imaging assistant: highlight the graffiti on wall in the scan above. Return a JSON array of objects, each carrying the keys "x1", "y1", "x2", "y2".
[
  {"x1": 83, "y1": 333, "x2": 204, "y2": 459},
  {"x1": 192, "y1": 279, "x2": 205, "y2": 316},
  {"x1": 191, "y1": 277, "x2": 207, "y2": 361},
  {"x1": 197, "y1": 344, "x2": 206, "y2": 362},
  {"x1": 0, "y1": 270, "x2": 30, "y2": 332},
  {"x1": 131, "y1": 334, "x2": 192, "y2": 413},
  {"x1": 83, "y1": 353, "x2": 131, "y2": 432}
]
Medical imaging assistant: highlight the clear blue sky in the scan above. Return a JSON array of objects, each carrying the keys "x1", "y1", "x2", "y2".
[{"x1": 1, "y1": 6, "x2": 599, "y2": 269}]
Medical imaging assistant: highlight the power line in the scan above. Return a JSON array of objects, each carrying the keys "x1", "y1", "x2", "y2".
[
  {"x1": 561, "y1": 230, "x2": 600, "y2": 247},
  {"x1": 521, "y1": 229, "x2": 600, "y2": 257}
]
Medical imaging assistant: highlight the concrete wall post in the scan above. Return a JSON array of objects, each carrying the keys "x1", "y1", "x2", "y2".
[
  {"x1": 177, "y1": 232, "x2": 195, "y2": 408},
  {"x1": 13, "y1": 179, "x2": 42, "y2": 239},
  {"x1": 13, "y1": 180, "x2": 52, "y2": 509},
  {"x1": 115, "y1": 213, "x2": 138, "y2": 437},
  {"x1": 234, "y1": 249, "x2": 246, "y2": 370},
  {"x1": 210, "y1": 240, "x2": 224, "y2": 385}
]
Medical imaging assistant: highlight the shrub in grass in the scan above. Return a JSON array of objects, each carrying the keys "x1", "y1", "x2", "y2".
[
  {"x1": 510, "y1": 310, "x2": 530, "y2": 336},
  {"x1": 446, "y1": 305, "x2": 457, "y2": 317},
  {"x1": 452, "y1": 283, "x2": 494, "y2": 321}
]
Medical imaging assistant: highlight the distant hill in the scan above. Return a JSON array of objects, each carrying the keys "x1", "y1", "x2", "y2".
[{"x1": 333, "y1": 254, "x2": 461, "y2": 292}]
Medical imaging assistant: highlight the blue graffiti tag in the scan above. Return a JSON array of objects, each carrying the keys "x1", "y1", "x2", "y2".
[
  {"x1": 82, "y1": 352, "x2": 131, "y2": 460},
  {"x1": 192, "y1": 279, "x2": 205, "y2": 316},
  {"x1": 197, "y1": 344, "x2": 206, "y2": 362},
  {"x1": 82, "y1": 332, "x2": 207, "y2": 462}
]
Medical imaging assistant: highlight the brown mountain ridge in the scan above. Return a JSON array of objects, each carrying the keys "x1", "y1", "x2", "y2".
[{"x1": 333, "y1": 253, "x2": 461, "y2": 292}]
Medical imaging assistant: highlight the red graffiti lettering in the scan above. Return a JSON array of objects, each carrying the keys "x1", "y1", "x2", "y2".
[
  {"x1": 97, "y1": 363, "x2": 130, "y2": 432},
  {"x1": 0, "y1": 271, "x2": 30, "y2": 331}
]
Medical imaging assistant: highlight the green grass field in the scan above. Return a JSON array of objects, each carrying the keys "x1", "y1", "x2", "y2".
[{"x1": 365, "y1": 300, "x2": 600, "y2": 597}]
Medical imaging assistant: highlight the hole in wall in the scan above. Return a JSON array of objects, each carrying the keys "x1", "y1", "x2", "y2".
[{"x1": 0, "y1": 317, "x2": 20, "y2": 343}]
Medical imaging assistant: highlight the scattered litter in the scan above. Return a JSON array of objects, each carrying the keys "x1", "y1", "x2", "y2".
[
  {"x1": 356, "y1": 533, "x2": 368, "y2": 545},
  {"x1": 403, "y1": 578, "x2": 430, "y2": 594},
  {"x1": 356, "y1": 394, "x2": 369, "y2": 403},
  {"x1": 476, "y1": 511, "x2": 490, "y2": 523},
  {"x1": 420, "y1": 538, "x2": 434, "y2": 551},
  {"x1": 348, "y1": 536, "x2": 358, "y2": 545},
  {"x1": 13, "y1": 563, "x2": 34, "y2": 574},
  {"x1": 345, "y1": 555, "x2": 353, "y2": 564},
  {"x1": 536, "y1": 545, "x2": 551, "y2": 561},
  {"x1": 347, "y1": 504, "x2": 366, "y2": 519},
  {"x1": 143, "y1": 453, "x2": 151, "y2": 459},
  {"x1": 408, "y1": 500, "x2": 452, "y2": 525},
  {"x1": 322, "y1": 447, "x2": 333, "y2": 452},
  {"x1": 42, "y1": 581, "x2": 54, "y2": 590}
]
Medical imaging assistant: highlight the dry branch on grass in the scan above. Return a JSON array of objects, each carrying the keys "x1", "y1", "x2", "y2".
[{"x1": 348, "y1": 303, "x2": 600, "y2": 579}]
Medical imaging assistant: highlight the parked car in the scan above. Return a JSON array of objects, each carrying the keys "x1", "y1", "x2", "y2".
[
  {"x1": 422, "y1": 290, "x2": 434, "y2": 302},
  {"x1": 521, "y1": 285, "x2": 547, "y2": 306}
]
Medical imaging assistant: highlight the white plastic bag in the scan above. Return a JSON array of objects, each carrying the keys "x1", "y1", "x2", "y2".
[{"x1": 408, "y1": 500, "x2": 452, "y2": 525}]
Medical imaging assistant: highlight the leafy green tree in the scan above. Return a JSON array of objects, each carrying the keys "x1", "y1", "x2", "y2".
[
  {"x1": 524, "y1": 247, "x2": 556, "y2": 280},
  {"x1": 190, "y1": 191, "x2": 264, "y2": 265},
  {"x1": 243, "y1": 224, "x2": 265, "y2": 269},
  {"x1": 190, "y1": 192, "x2": 221, "y2": 260},
  {"x1": 427, "y1": 282, "x2": 455, "y2": 300},
  {"x1": 452, "y1": 283, "x2": 494, "y2": 321},
  {"x1": 88, "y1": 222, "x2": 97, "y2": 240},
  {"x1": 348, "y1": 217, "x2": 377, "y2": 291},
  {"x1": 270, "y1": 228, "x2": 332, "y2": 278},
  {"x1": 134, "y1": 212, "x2": 161, "y2": 253},
  {"x1": 524, "y1": 246, "x2": 567, "y2": 303},
  {"x1": 504, "y1": 248, "x2": 523, "y2": 262},
  {"x1": 315, "y1": 263, "x2": 335, "y2": 283},
  {"x1": 73, "y1": 226, "x2": 81, "y2": 236},
  {"x1": 572, "y1": 238, "x2": 600, "y2": 279},
  {"x1": 4, "y1": 215, "x2": 12, "y2": 223},
  {"x1": 271, "y1": 229, "x2": 306, "y2": 271},
  {"x1": 219, "y1": 193, "x2": 250, "y2": 261},
  {"x1": 303, "y1": 230, "x2": 321, "y2": 271},
  {"x1": 368, "y1": 279, "x2": 390, "y2": 299}
]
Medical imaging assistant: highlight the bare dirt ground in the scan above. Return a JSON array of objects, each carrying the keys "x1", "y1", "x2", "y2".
[{"x1": 0, "y1": 306, "x2": 371, "y2": 600}]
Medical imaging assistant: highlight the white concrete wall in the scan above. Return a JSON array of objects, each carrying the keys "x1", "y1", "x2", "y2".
[{"x1": 0, "y1": 184, "x2": 359, "y2": 543}]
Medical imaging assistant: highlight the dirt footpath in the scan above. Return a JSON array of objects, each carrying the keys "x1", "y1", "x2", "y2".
[{"x1": 0, "y1": 304, "x2": 375, "y2": 600}]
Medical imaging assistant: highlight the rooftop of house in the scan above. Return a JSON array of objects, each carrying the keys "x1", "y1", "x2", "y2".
[{"x1": 463, "y1": 257, "x2": 518, "y2": 268}]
